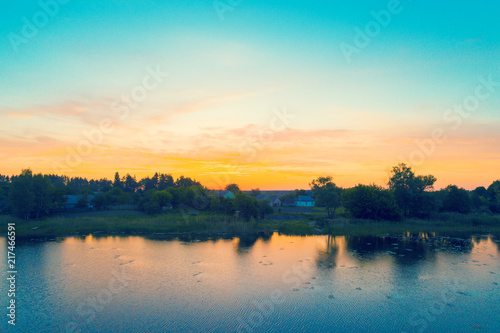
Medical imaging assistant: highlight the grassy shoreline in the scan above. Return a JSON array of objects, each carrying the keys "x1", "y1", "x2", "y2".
[{"x1": 1, "y1": 210, "x2": 499, "y2": 239}]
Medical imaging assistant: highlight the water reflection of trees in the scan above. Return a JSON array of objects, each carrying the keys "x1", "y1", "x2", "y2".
[
  {"x1": 346, "y1": 234, "x2": 437, "y2": 267},
  {"x1": 315, "y1": 233, "x2": 476, "y2": 270},
  {"x1": 315, "y1": 235, "x2": 340, "y2": 269},
  {"x1": 491, "y1": 235, "x2": 500, "y2": 253},
  {"x1": 235, "y1": 232, "x2": 273, "y2": 253},
  {"x1": 346, "y1": 233, "x2": 474, "y2": 265}
]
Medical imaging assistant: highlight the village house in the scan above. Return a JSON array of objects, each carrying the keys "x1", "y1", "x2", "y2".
[
  {"x1": 217, "y1": 190, "x2": 235, "y2": 199},
  {"x1": 63, "y1": 194, "x2": 95, "y2": 210},
  {"x1": 296, "y1": 195, "x2": 315, "y2": 207}
]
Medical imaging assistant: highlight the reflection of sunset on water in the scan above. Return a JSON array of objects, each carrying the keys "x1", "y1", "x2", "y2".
[{"x1": 3, "y1": 232, "x2": 499, "y2": 332}]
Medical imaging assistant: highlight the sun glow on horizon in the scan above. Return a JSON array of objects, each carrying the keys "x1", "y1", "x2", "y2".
[{"x1": 0, "y1": 1, "x2": 498, "y2": 190}]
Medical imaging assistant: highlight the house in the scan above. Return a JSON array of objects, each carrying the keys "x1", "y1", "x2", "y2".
[
  {"x1": 217, "y1": 190, "x2": 235, "y2": 199},
  {"x1": 64, "y1": 195, "x2": 94, "y2": 210},
  {"x1": 272, "y1": 198, "x2": 281, "y2": 207},
  {"x1": 64, "y1": 195, "x2": 79, "y2": 209},
  {"x1": 296, "y1": 195, "x2": 315, "y2": 207}
]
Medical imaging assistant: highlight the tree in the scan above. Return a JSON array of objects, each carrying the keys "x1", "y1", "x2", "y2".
[
  {"x1": 158, "y1": 173, "x2": 174, "y2": 190},
  {"x1": 152, "y1": 190, "x2": 173, "y2": 208},
  {"x1": 32, "y1": 174, "x2": 56, "y2": 218},
  {"x1": 487, "y1": 180, "x2": 500, "y2": 213},
  {"x1": 310, "y1": 176, "x2": 341, "y2": 218},
  {"x1": 167, "y1": 187, "x2": 181, "y2": 208},
  {"x1": 175, "y1": 176, "x2": 200, "y2": 188},
  {"x1": 179, "y1": 186, "x2": 196, "y2": 207},
  {"x1": 9, "y1": 169, "x2": 35, "y2": 219},
  {"x1": 473, "y1": 186, "x2": 488, "y2": 198},
  {"x1": 342, "y1": 184, "x2": 401, "y2": 220},
  {"x1": 76, "y1": 195, "x2": 89, "y2": 209},
  {"x1": 221, "y1": 197, "x2": 235, "y2": 215},
  {"x1": 280, "y1": 192, "x2": 296, "y2": 202},
  {"x1": 471, "y1": 192, "x2": 490, "y2": 213},
  {"x1": 234, "y1": 193, "x2": 258, "y2": 221},
  {"x1": 294, "y1": 189, "x2": 307, "y2": 197},
  {"x1": 0, "y1": 176, "x2": 11, "y2": 213},
  {"x1": 471, "y1": 186, "x2": 490, "y2": 212},
  {"x1": 257, "y1": 199, "x2": 274, "y2": 219},
  {"x1": 250, "y1": 188, "x2": 261, "y2": 197},
  {"x1": 441, "y1": 185, "x2": 472, "y2": 214},
  {"x1": 113, "y1": 172, "x2": 122, "y2": 189},
  {"x1": 92, "y1": 192, "x2": 112, "y2": 210},
  {"x1": 388, "y1": 163, "x2": 437, "y2": 218},
  {"x1": 123, "y1": 174, "x2": 137, "y2": 193},
  {"x1": 210, "y1": 196, "x2": 220, "y2": 213},
  {"x1": 225, "y1": 183, "x2": 241, "y2": 195}
]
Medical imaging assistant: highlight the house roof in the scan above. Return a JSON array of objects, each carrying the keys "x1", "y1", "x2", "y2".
[
  {"x1": 297, "y1": 195, "x2": 315, "y2": 202},
  {"x1": 255, "y1": 195, "x2": 268, "y2": 200},
  {"x1": 65, "y1": 194, "x2": 94, "y2": 205},
  {"x1": 217, "y1": 190, "x2": 235, "y2": 198},
  {"x1": 65, "y1": 195, "x2": 79, "y2": 205}
]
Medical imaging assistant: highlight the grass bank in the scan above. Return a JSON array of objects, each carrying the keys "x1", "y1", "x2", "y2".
[
  {"x1": 324, "y1": 213, "x2": 500, "y2": 236},
  {"x1": 0, "y1": 211, "x2": 318, "y2": 239},
  {"x1": 1, "y1": 211, "x2": 499, "y2": 239}
]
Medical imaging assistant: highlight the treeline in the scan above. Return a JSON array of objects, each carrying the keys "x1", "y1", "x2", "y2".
[
  {"x1": 1, "y1": 163, "x2": 499, "y2": 222},
  {"x1": 310, "y1": 163, "x2": 500, "y2": 221},
  {"x1": 0, "y1": 170, "x2": 273, "y2": 220}
]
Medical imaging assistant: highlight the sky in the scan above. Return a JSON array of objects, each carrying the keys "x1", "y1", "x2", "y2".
[{"x1": 0, "y1": 0, "x2": 499, "y2": 190}]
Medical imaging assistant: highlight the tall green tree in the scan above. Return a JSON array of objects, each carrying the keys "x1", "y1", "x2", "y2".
[
  {"x1": 487, "y1": 180, "x2": 500, "y2": 213},
  {"x1": 158, "y1": 173, "x2": 174, "y2": 190},
  {"x1": 257, "y1": 199, "x2": 274, "y2": 219},
  {"x1": 388, "y1": 163, "x2": 437, "y2": 218},
  {"x1": 342, "y1": 184, "x2": 401, "y2": 221},
  {"x1": 113, "y1": 172, "x2": 122, "y2": 189},
  {"x1": 123, "y1": 174, "x2": 137, "y2": 192},
  {"x1": 175, "y1": 176, "x2": 200, "y2": 188},
  {"x1": 0, "y1": 176, "x2": 10, "y2": 212},
  {"x1": 9, "y1": 169, "x2": 35, "y2": 219},
  {"x1": 250, "y1": 188, "x2": 261, "y2": 197},
  {"x1": 441, "y1": 185, "x2": 472, "y2": 214},
  {"x1": 152, "y1": 190, "x2": 173, "y2": 208},
  {"x1": 234, "y1": 193, "x2": 258, "y2": 221},
  {"x1": 209, "y1": 196, "x2": 220, "y2": 213},
  {"x1": 225, "y1": 183, "x2": 241, "y2": 195},
  {"x1": 32, "y1": 174, "x2": 56, "y2": 218},
  {"x1": 310, "y1": 176, "x2": 341, "y2": 218}
]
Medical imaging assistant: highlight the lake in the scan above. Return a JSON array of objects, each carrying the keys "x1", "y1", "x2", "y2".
[{"x1": 1, "y1": 231, "x2": 499, "y2": 332}]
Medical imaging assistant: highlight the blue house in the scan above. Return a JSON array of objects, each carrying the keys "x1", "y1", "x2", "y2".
[{"x1": 296, "y1": 196, "x2": 315, "y2": 207}]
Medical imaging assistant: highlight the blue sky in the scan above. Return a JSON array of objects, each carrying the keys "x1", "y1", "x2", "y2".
[{"x1": 0, "y1": 0, "x2": 499, "y2": 189}]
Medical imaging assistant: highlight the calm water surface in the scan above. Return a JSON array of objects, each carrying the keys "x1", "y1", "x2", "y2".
[{"x1": 1, "y1": 232, "x2": 499, "y2": 332}]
